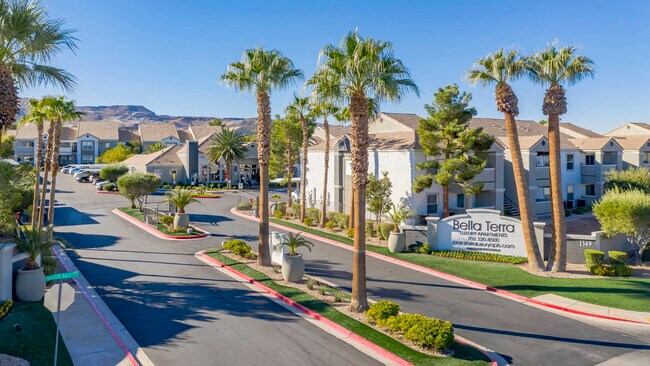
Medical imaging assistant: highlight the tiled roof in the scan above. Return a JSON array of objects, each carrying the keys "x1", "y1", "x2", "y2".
[
  {"x1": 189, "y1": 125, "x2": 222, "y2": 140},
  {"x1": 60, "y1": 126, "x2": 77, "y2": 140},
  {"x1": 122, "y1": 145, "x2": 183, "y2": 167},
  {"x1": 139, "y1": 123, "x2": 179, "y2": 142},
  {"x1": 118, "y1": 129, "x2": 140, "y2": 142},
  {"x1": 77, "y1": 121, "x2": 119, "y2": 140},
  {"x1": 380, "y1": 112, "x2": 421, "y2": 130},
  {"x1": 569, "y1": 137, "x2": 620, "y2": 151},
  {"x1": 327, "y1": 125, "x2": 350, "y2": 138},
  {"x1": 613, "y1": 136, "x2": 650, "y2": 150},
  {"x1": 177, "y1": 129, "x2": 194, "y2": 142},
  {"x1": 629, "y1": 122, "x2": 650, "y2": 129},
  {"x1": 559, "y1": 123, "x2": 603, "y2": 138},
  {"x1": 15, "y1": 121, "x2": 78, "y2": 140},
  {"x1": 469, "y1": 118, "x2": 578, "y2": 149},
  {"x1": 497, "y1": 135, "x2": 546, "y2": 150},
  {"x1": 311, "y1": 131, "x2": 416, "y2": 151}
]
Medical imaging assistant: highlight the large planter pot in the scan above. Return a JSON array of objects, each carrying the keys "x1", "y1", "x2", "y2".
[
  {"x1": 174, "y1": 212, "x2": 190, "y2": 228},
  {"x1": 282, "y1": 254, "x2": 304, "y2": 283},
  {"x1": 388, "y1": 232, "x2": 406, "y2": 253},
  {"x1": 15, "y1": 267, "x2": 45, "y2": 302}
]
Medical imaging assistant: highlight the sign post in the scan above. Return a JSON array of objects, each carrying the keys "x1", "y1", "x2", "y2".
[{"x1": 44, "y1": 271, "x2": 79, "y2": 366}]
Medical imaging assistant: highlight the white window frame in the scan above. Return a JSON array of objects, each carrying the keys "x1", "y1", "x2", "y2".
[
  {"x1": 566, "y1": 184, "x2": 574, "y2": 201},
  {"x1": 426, "y1": 194, "x2": 438, "y2": 215}
]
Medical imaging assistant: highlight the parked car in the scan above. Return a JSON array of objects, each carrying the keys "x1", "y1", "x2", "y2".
[
  {"x1": 75, "y1": 171, "x2": 96, "y2": 182},
  {"x1": 62, "y1": 165, "x2": 79, "y2": 174},
  {"x1": 92, "y1": 175, "x2": 104, "y2": 184},
  {"x1": 95, "y1": 181, "x2": 115, "y2": 190},
  {"x1": 60, "y1": 165, "x2": 74, "y2": 173}
]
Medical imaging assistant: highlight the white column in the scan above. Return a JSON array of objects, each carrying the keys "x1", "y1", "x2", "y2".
[{"x1": 0, "y1": 244, "x2": 16, "y2": 301}]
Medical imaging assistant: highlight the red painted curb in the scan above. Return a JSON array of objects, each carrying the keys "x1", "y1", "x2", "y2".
[
  {"x1": 52, "y1": 246, "x2": 141, "y2": 366},
  {"x1": 192, "y1": 195, "x2": 221, "y2": 199},
  {"x1": 198, "y1": 251, "x2": 414, "y2": 366},
  {"x1": 95, "y1": 190, "x2": 118, "y2": 195},
  {"x1": 112, "y1": 209, "x2": 207, "y2": 240},
  {"x1": 231, "y1": 207, "x2": 649, "y2": 326}
]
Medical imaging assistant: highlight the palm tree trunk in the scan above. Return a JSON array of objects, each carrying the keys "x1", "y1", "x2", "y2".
[
  {"x1": 320, "y1": 116, "x2": 330, "y2": 226},
  {"x1": 349, "y1": 193, "x2": 355, "y2": 228},
  {"x1": 32, "y1": 123, "x2": 44, "y2": 223},
  {"x1": 300, "y1": 115, "x2": 308, "y2": 221},
  {"x1": 256, "y1": 90, "x2": 272, "y2": 267},
  {"x1": 547, "y1": 113, "x2": 567, "y2": 272},
  {"x1": 442, "y1": 185, "x2": 449, "y2": 217},
  {"x1": 38, "y1": 122, "x2": 55, "y2": 230},
  {"x1": 349, "y1": 91, "x2": 369, "y2": 312},
  {"x1": 504, "y1": 113, "x2": 545, "y2": 270},
  {"x1": 47, "y1": 120, "x2": 62, "y2": 233},
  {"x1": 287, "y1": 138, "x2": 293, "y2": 208},
  {"x1": 226, "y1": 161, "x2": 231, "y2": 190}
]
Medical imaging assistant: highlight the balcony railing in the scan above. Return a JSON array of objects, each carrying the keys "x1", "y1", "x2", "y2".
[{"x1": 471, "y1": 168, "x2": 495, "y2": 182}]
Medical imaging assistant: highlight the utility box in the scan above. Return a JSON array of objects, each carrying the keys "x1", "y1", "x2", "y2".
[{"x1": 270, "y1": 232, "x2": 288, "y2": 265}]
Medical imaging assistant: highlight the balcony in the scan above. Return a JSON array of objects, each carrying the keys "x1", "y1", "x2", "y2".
[{"x1": 471, "y1": 168, "x2": 495, "y2": 182}]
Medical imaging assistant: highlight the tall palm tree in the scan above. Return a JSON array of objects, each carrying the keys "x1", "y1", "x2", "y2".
[
  {"x1": 466, "y1": 49, "x2": 545, "y2": 271},
  {"x1": 527, "y1": 44, "x2": 594, "y2": 272},
  {"x1": 19, "y1": 98, "x2": 47, "y2": 222},
  {"x1": 311, "y1": 101, "x2": 340, "y2": 226},
  {"x1": 286, "y1": 94, "x2": 312, "y2": 221},
  {"x1": 0, "y1": 0, "x2": 78, "y2": 145},
  {"x1": 206, "y1": 127, "x2": 248, "y2": 190},
  {"x1": 221, "y1": 47, "x2": 303, "y2": 266},
  {"x1": 315, "y1": 31, "x2": 418, "y2": 312},
  {"x1": 36, "y1": 96, "x2": 56, "y2": 230},
  {"x1": 42, "y1": 97, "x2": 83, "y2": 231}
]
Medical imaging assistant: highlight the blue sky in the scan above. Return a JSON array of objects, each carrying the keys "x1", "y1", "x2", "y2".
[{"x1": 27, "y1": 0, "x2": 650, "y2": 133}]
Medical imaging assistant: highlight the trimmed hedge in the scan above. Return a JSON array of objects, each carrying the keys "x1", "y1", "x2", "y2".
[
  {"x1": 590, "y1": 264, "x2": 633, "y2": 277},
  {"x1": 584, "y1": 249, "x2": 605, "y2": 270},
  {"x1": 306, "y1": 208, "x2": 321, "y2": 223},
  {"x1": 236, "y1": 202, "x2": 252, "y2": 210},
  {"x1": 160, "y1": 215, "x2": 174, "y2": 227},
  {"x1": 365, "y1": 301, "x2": 400, "y2": 327},
  {"x1": 223, "y1": 239, "x2": 254, "y2": 259},
  {"x1": 303, "y1": 217, "x2": 315, "y2": 226},
  {"x1": 431, "y1": 250, "x2": 527, "y2": 264},
  {"x1": 384, "y1": 313, "x2": 454, "y2": 351},
  {"x1": 328, "y1": 212, "x2": 350, "y2": 229},
  {"x1": 608, "y1": 251, "x2": 627, "y2": 265},
  {"x1": 365, "y1": 220, "x2": 375, "y2": 237},
  {"x1": 378, "y1": 223, "x2": 394, "y2": 240},
  {"x1": 102, "y1": 183, "x2": 116, "y2": 191}
]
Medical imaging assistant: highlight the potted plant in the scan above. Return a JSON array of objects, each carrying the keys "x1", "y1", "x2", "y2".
[
  {"x1": 274, "y1": 232, "x2": 314, "y2": 282},
  {"x1": 164, "y1": 188, "x2": 199, "y2": 229},
  {"x1": 384, "y1": 204, "x2": 414, "y2": 253},
  {"x1": 15, "y1": 227, "x2": 53, "y2": 301}
]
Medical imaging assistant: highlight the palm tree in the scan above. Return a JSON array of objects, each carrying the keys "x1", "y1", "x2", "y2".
[
  {"x1": 286, "y1": 94, "x2": 312, "y2": 221},
  {"x1": 206, "y1": 127, "x2": 248, "y2": 190},
  {"x1": 526, "y1": 43, "x2": 595, "y2": 272},
  {"x1": 41, "y1": 97, "x2": 83, "y2": 231},
  {"x1": 19, "y1": 98, "x2": 47, "y2": 222},
  {"x1": 466, "y1": 49, "x2": 545, "y2": 271},
  {"x1": 0, "y1": 0, "x2": 78, "y2": 145},
  {"x1": 144, "y1": 141, "x2": 167, "y2": 154},
  {"x1": 311, "y1": 101, "x2": 340, "y2": 226},
  {"x1": 221, "y1": 47, "x2": 303, "y2": 267},
  {"x1": 315, "y1": 31, "x2": 419, "y2": 312},
  {"x1": 164, "y1": 188, "x2": 199, "y2": 214},
  {"x1": 35, "y1": 96, "x2": 56, "y2": 231}
]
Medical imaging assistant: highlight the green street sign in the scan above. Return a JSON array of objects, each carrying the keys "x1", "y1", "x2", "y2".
[{"x1": 45, "y1": 271, "x2": 80, "y2": 282}]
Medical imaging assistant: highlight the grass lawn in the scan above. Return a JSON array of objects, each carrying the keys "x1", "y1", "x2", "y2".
[
  {"x1": 118, "y1": 207, "x2": 202, "y2": 237},
  {"x1": 0, "y1": 302, "x2": 73, "y2": 366},
  {"x1": 270, "y1": 218, "x2": 650, "y2": 312},
  {"x1": 205, "y1": 249, "x2": 490, "y2": 366}
]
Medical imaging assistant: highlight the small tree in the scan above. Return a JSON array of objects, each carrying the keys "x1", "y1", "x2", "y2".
[
  {"x1": 97, "y1": 143, "x2": 135, "y2": 163},
  {"x1": 0, "y1": 135, "x2": 14, "y2": 158},
  {"x1": 144, "y1": 142, "x2": 167, "y2": 154},
  {"x1": 366, "y1": 172, "x2": 392, "y2": 225},
  {"x1": 604, "y1": 167, "x2": 650, "y2": 194},
  {"x1": 164, "y1": 188, "x2": 199, "y2": 214},
  {"x1": 413, "y1": 85, "x2": 494, "y2": 217},
  {"x1": 100, "y1": 165, "x2": 129, "y2": 182},
  {"x1": 383, "y1": 204, "x2": 414, "y2": 233},
  {"x1": 593, "y1": 189, "x2": 650, "y2": 265},
  {"x1": 209, "y1": 118, "x2": 223, "y2": 126},
  {"x1": 117, "y1": 172, "x2": 161, "y2": 209}
]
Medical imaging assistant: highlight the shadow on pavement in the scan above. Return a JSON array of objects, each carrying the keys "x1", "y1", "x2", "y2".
[{"x1": 54, "y1": 207, "x2": 102, "y2": 226}]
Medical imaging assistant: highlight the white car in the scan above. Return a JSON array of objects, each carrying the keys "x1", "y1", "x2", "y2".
[{"x1": 95, "y1": 181, "x2": 114, "y2": 190}]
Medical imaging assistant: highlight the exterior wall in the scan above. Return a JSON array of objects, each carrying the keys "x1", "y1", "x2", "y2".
[
  {"x1": 605, "y1": 124, "x2": 650, "y2": 137},
  {"x1": 147, "y1": 165, "x2": 186, "y2": 185},
  {"x1": 98, "y1": 139, "x2": 119, "y2": 156},
  {"x1": 621, "y1": 147, "x2": 650, "y2": 169},
  {"x1": 77, "y1": 134, "x2": 99, "y2": 164},
  {"x1": 580, "y1": 142, "x2": 622, "y2": 205},
  {"x1": 13, "y1": 138, "x2": 36, "y2": 163},
  {"x1": 368, "y1": 116, "x2": 412, "y2": 133}
]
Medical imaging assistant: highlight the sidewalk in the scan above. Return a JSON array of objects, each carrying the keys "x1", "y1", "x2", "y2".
[
  {"x1": 533, "y1": 294, "x2": 650, "y2": 324},
  {"x1": 51, "y1": 246, "x2": 154, "y2": 366}
]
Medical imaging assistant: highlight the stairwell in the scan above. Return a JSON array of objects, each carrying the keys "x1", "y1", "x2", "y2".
[{"x1": 503, "y1": 197, "x2": 520, "y2": 217}]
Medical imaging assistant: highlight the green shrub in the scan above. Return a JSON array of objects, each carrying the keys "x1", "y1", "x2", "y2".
[
  {"x1": 365, "y1": 220, "x2": 375, "y2": 237},
  {"x1": 608, "y1": 251, "x2": 627, "y2": 265},
  {"x1": 103, "y1": 183, "x2": 116, "y2": 191},
  {"x1": 643, "y1": 243, "x2": 650, "y2": 262},
  {"x1": 419, "y1": 243, "x2": 432, "y2": 255},
  {"x1": 590, "y1": 264, "x2": 632, "y2": 277},
  {"x1": 378, "y1": 223, "x2": 395, "y2": 240},
  {"x1": 223, "y1": 239, "x2": 253, "y2": 258},
  {"x1": 236, "y1": 202, "x2": 252, "y2": 210},
  {"x1": 306, "y1": 278, "x2": 317, "y2": 290},
  {"x1": 42, "y1": 256, "x2": 57, "y2": 276},
  {"x1": 318, "y1": 284, "x2": 331, "y2": 296},
  {"x1": 333, "y1": 290, "x2": 343, "y2": 302},
  {"x1": 564, "y1": 209, "x2": 571, "y2": 217},
  {"x1": 273, "y1": 210, "x2": 285, "y2": 219},
  {"x1": 291, "y1": 203, "x2": 301, "y2": 216},
  {"x1": 306, "y1": 208, "x2": 321, "y2": 223},
  {"x1": 324, "y1": 221, "x2": 335, "y2": 231},
  {"x1": 431, "y1": 250, "x2": 527, "y2": 264},
  {"x1": 584, "y1": 249, "x2": 605, "y2": 270},
  {"x1": 328, "y1": 212, "x2": 350, "y2": 229},
  {"x1": 303, "y1": 217, "x2": 314, "y2": 226},
  {"x1": 365, "y1": 301, "x2": 400, "y2": 326},
  {"x1": 162, "y1": 184, "x2": 172, "y2": 189},
  {"x1": 160, "y1": 215, "x2": 174, "y2": 227},
  {"x1": 385, "y1": 313, "x2": 454, "y2": 351},
  {"x1": 346, "y1": 227, "x2": 354, "y2": 238}
]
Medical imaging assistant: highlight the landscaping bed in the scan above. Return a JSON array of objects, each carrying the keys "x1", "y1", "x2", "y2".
[
  {"x1": 265, "y1": 215, "x2": 650, "y2": 312},
  {"x1": 205, "y1": 248, "x2": 491, "y2": 366},
  {"x1": 0, "y1": 302, "x2": 73, "y2": 366},
  {"x1": 118, "y1": 207, "x2": 206, "y2": 238}
]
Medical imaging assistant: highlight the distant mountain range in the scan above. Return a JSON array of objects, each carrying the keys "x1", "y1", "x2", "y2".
[{"x1": 18, "y1": 98, "x2": 257, "y2": 132}]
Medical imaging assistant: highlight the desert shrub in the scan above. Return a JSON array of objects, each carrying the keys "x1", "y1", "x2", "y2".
[
  {"x1": 584, "y1": 249, "x2": 605, "y2": 270},
  {"x1": 273, "y1": 210, "x2": 285, "y2": 219},
  {"x1": 306, "y1": 208, "x2": 321, "y2": 223},
  {"x1": 431, "y1": 250, "x2": 527, "y2": 264},
  {"x1": 290, "y1": 203, "x2": 301, "y2": 216},
  {"x1": 160, "y1": 215, "x2": 174, "y2": 227},
  {"x1": 378, "y1": 223, "x2": 394, "y2": 240},
  {"x1": 328, "y1": 212, "x2": 349, "y2": 229},
  {"x1": 346, "y1": 227, "x2": 354, "y2": 238},
  {"x1": 103, "y1": 183, "x2": 116, "y2": 191},
  {"x1": 42, "y1": 256, "x2": 57, "y2": 276},
  {"x1": 385, "y1": 313, "x2": 454, "y2": 351},
  {"x1": 303, "y1": 217, "x2": 314, "y2": 226},
  {"x1": 419, "y1": 243, "x2": 432, "y2": 255},
  {"x1": 162, "y1": 184, "x2": 172, "y2": 189},
  {"x1": 365, "y1": 301, "x2": 400, "y2": 327},
  {"x1": 365, "y1": 220, "x2": 375, "y2": 237},
  {"x1": 223, "y1": 239, "x2": 252, "y2": 258},
  {"x1": 306, "y1": 278, "x2": 317, "y2": 290},
  {"x1": 333, "y1": 290, "x2": 343, "y2": 302},
  {"x1": 236, "y1": 202, "x2": 252, "y2": 210},
  {"x1": 590, "y1": 264, "x2": 632, "y2": 277},
  {"x1": 325, "y1": 221, "x2": 335, "y2": 231},
  {"x1": 608, "y1": 251, "x2": 627, "y2": 265}
]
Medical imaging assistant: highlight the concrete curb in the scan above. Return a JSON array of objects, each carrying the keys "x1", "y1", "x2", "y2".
[
  {"x1": 95, "y1": 191, "x2": 118, "y2": 195},
  {"x1": 192, "y1": 195, "x2": 221, "y2": 199},
  {"x1": 112, "y1": 208, "x2": 208, "y2": 240},
  {"x1": 197, "y1": 250, "x2": 414, "y2": 366},
  {"x1": 231, "y1": 207, "x2": 649, "y2": 326},
  {"x1": 52, "y1": 245, "x2": 151, "y2": 366}
]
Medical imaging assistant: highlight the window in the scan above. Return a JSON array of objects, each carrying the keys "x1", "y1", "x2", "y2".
[
  {"x1": 153, "y1": 169, "x2": 162, "y2": 177},
  {"x1": 642, "y1": 152, "x2": 649, "y2": 165},
  {"x1": 585, "y1": 184, "x2": 596, "y2": 196},
  {"x1": 566, "y1": 154, "x2": 574, "y2": 170},
  {"x1": 536, "y1": 152, "x2": 549, "y2": 167},
  {"x1": 602, "y1": 152, "x2": 617, "y2": 165},
  {"x1": 585, "y1": 154, "x2": 595, "y2": 166},
  {"x1": 566, "y1": 184, "x2": 574, "y2": 201},
  {"x1": 105, "y1": 142, "x2": 111, "y2": 148},
  {"x1": 81, "y1": 141, "x2": 94, "y2": 150},
  {"x1": 22, "y1": 141, "x2": 34, "y2": 148},
  {"x1": 537, "y1": 187, "x2": 551, "y2": 202},
  {"x1": 61, "y1": 142, "x2": 71, "y2": 148},
  {"x1": 427, "y1": 194, "x2": 438, "y2": 215},
  {"x1": 456, "y1": 193, "x2": 465, "y2": 208}
]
